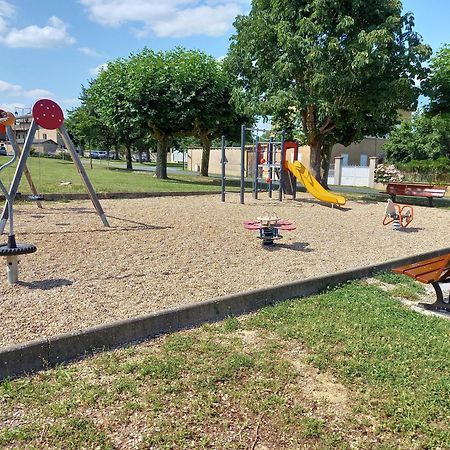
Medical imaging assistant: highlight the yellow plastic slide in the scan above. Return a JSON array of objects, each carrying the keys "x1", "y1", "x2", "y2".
[{"x1": 284, "y1": 160, "x2": 346, "y2": 206}]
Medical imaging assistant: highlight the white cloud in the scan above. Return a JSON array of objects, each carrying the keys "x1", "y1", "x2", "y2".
[
  {"x1": 79, "y1": 0, "x2": 249, "y2": 38},
  {"x1": 0, "y1": 16, "x2": 76, "y2": 48},
  {"x1": 89, "y1": 63, "x2": 108, "y2": 76},
  {"x1": 0, "y1": 80, "x2": 53, "y2": 102},
  {"x1": 0, "y1": 1, "x2": 14, "y2": 34},
  {"x1": 79, "y1": 46, "x2": 101, "y2": 57}
]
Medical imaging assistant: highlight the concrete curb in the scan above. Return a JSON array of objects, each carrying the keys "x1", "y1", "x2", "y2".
[
  {"x1": 8, "y1": 191, "x2": 219, "y2": 202},
  {"x1": 1, "y1": 246, "x2": 449, "y2": 380}
]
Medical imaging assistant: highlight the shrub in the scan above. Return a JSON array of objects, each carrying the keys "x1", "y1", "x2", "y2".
[
  {"x1": 398, "y1": 157, "x2": 450, "y2": 184},
  {"x1": 374, "y1": 164, "x2": 404, "y2": 183}
]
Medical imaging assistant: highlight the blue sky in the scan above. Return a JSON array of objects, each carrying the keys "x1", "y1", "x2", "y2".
[{"x1": 0, "y1": 0, "x2": 448, "y2": 115}]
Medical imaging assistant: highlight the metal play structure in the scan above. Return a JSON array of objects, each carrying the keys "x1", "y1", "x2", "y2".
[
  {"x1": 220, "y1": 125, "x2": 295, "y2": 204},
  {"x1": 0, "y1": 99, "x2": 109, "y2": 284},
  {"x1": 220, "y1": 125, "x2": 345, "y2": 207}
]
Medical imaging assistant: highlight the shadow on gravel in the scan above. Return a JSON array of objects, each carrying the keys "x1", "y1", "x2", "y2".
[
  {"x1": 18, "y1": 278, "x2": 73, "y2": 290},
  {"x1": 264, "y1": 241, "x2": 313, "y2": 252}
]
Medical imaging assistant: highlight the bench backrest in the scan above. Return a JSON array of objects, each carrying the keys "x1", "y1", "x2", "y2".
[{"x1": 387, "y1": 183, "x2": 447, "y2": 198}]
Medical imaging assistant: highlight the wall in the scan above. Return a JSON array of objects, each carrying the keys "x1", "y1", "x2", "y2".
[
  {"x1": 340, "y1": 166, "x2": 371, "y2": 187},
  {"x1": 188, "y1": 146, "x2": 253, "y2": 176},
  {"x1": 188, "y1": 144, "x2": 311, "y2": 176},
  {"x1": 332, "y1": 137, "x2": 387, "y2": 166}
]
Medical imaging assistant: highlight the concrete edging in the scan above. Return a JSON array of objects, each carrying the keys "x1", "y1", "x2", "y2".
[{"x1": 1, "y1": 246, "x2": 449, "y2": 380}]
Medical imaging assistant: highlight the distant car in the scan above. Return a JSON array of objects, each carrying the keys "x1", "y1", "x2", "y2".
[
  {"x1": 0, "y1": 146, "x2": 7, "y2": 156},
  {"x1": 132, "y1": 153, "x2": 149, "y2": 162},
  {"x1": 90, "y1": 150, "x2": 108, "y2": 159}
]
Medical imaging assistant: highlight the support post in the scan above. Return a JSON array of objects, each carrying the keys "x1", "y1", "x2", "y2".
[
  {"x1": 5, "y1": 127, "x2": 43, "y2": 209},
  {"x1": 0, "y1": 121, "x2": 39, "y2": 235},
  {"x1": 240, "y1": 125, "x2": 245, "y2": 205},
  {"x1": 368, "y1": 156, "x2": 377, "y2": 188},
  {"x1": 221, "y1": 135, "x2": 226, "y2": 202},
  {"x1": 279, "y1": 131, "x2": 285, "y2": 202},
  {"x1": 58, "y1": 125, "x2": 110, "y2": 227},
  {"x1": 268, "y1": 136, "x2": 273, "y2": 198},
  {"x1": 334, "y1": 156, "x2": 343, "y2": 186},
  {"x1": 253, "y1": 134, "x2": 259, "y2": 200},
  {"x1": 6, "y1": 255, "x2": 18, "y2": 284}
]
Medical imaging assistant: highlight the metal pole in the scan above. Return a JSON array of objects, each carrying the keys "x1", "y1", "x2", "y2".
[
  {"x1": 268, "y1": 136, "x2": 273, "y2": 198},
  {"x1": 253, "y1": 134, "x2": 259, "y2": 200},
  {"x1": 0, "y1": 120, "x2": 38, "y2": 235},
  {"x1": 240, "y1": 124, "x2": 245, "y2": 205},
  {"x1": 279, "y1": 131, "x2": 285, "y2": 202},
  {"x1": 221, "y1": 135, "x2": 226, "y2": 202},
  {"x1": 6, "y1": 127, "x2": 43, "y2": 209},
  {"x1": 59, "y1": 125, "x2": 110, "y2": 227}
]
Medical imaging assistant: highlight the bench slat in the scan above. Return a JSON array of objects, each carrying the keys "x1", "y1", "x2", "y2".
[{"x1": 392, "y1": 254, "x2": 450, "y2": 284}]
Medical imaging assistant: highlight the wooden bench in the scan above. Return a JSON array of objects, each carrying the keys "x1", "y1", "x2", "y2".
[
  {"x1": 393, "y1": 253, "x2": 450, "y2": 313},
  {"x1": 385, "y1": 182, "x2": 447, "y2": 206}
]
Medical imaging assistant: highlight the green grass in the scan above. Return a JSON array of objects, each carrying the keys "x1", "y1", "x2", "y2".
[
  {"x1": 0, "y1": 155, "x2": 232, "y2": 194},
  {"x1": 1, "y1": 282, "x2": 449, "y2": 449}
]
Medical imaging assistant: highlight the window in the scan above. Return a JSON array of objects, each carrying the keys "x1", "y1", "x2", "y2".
[
  {"x1": 360, "y1": 154, "x2": 368, "y2": 166},
  {"x1": 341, "y1": 153, "x2": 349, "y2": 166},
  {"x1": 43, "y1": 133, "x2": 47, "y2": 140}
]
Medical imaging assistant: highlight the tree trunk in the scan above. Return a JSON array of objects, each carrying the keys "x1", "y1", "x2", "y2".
[
  {"x1": 320, "y1": 141, "x2": 334, "y2": 189},
  {"x1": 114, "y1": 145, "x2": 119, "y2": 160},
  {"x1": 200, "y1": 134, "x2": 211, "y2": 177},
  {"x1": 156, "y1": 136, "x2": 169, "y2": 179},
  {"x1": 308, "y1": 137, "x2": 323, "y2": 181},
  {"x1": 126, "y1": 144, "x2": 133, "y2": 170}
]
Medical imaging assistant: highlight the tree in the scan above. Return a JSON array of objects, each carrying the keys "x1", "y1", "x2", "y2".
[
  {"x1": 425, "y1": 45, "x2": 450, "y2": 115},
  {"x1": 128, "y1": 48, "x2": 251, "y2": 178},
  {"x1": 182, "y1": 55, "x2": 251, "y2": 176},
  {"x1": 226, "y1": 0, "x2": 431, "y2": 184},
  {"x1": 86, "y1": 59, "x2": 145, "y2": 170},
  {"x1": 385, "y1": 112, "x2": 450, "y2": 162},
  {"x1": 65, "y1": 103, "x2": 118, "y2": 158}
]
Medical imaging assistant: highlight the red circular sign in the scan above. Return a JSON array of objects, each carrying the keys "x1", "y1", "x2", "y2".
[{"x1": 32, "y1": 99, "x2": 64, "y2": 130}]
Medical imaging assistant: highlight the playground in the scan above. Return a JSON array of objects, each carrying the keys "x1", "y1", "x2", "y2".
[{"x1": 1, "y1": 193, "x2": 449, "y2": 349}]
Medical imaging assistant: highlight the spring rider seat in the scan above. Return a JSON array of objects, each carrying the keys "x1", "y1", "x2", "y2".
[{"x1": 382, "y1": 199, "x2": 414, "y2": 231}]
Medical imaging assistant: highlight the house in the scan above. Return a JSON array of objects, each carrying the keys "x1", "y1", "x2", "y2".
[
  {"x1": 31, "y1": 139, "x2": 58, "y2": 155},
  {"x1": 2, "y1": 113, "x2": 66, "y2": 155}
]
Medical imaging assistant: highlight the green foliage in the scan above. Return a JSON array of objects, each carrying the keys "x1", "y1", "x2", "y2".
[
  {"x1": 226, "y1": 0, "x2": 431, "y2": 182},
  {"x1": 385, "y1": 112, "x2": 450, "y2": 173},
  {"x1": 424, "y1": 44, "x2": 450, "y2": 115},
  {"x1": 84, "y1": 47, "x2": 248, "y2": 178},
  {"x1": 398, "y1": 156, "x2": 450, "y2": 183}
]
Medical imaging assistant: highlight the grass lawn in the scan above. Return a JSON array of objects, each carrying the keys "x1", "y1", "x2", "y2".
[
  {"x1": 0, "y1": 156, "x2": 229, "y2": 194},
  {"x1": 1, "y1": 276, "x2": 449, "y2": 449}
]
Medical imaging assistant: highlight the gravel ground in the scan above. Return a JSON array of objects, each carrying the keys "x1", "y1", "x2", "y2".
[{"x1": 0, "y1": 193, "x2": 449, "y2": 348}]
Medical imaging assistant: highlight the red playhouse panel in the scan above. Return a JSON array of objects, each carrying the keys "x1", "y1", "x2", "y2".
[
  {"x1": 32, "y1": 99, "x2": 64, "y2": 130},
  {"x1": 0, "y1": 110, "x2": 14, "y2": 134},
  {"x1": 0, "y1": 110, "x2": 6, "y2": 134}
]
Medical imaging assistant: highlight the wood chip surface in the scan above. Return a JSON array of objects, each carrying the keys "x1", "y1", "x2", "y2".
[{"x1": 1, "y1": 193, "x2": 449, "y2": 348}]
